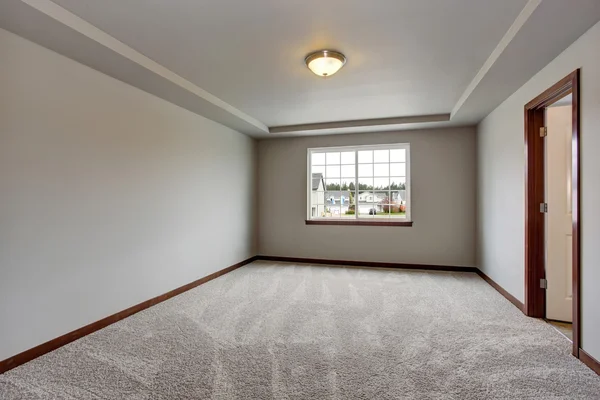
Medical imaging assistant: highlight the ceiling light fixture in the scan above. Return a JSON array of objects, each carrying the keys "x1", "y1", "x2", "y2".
[{"x1": 305, "y1": 50, "x2": 346, "y2": 77}]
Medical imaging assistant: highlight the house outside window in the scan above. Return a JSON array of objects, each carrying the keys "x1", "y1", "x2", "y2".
[{"x1": 307, "y1": 143, "x2": 411, "y2": 223}]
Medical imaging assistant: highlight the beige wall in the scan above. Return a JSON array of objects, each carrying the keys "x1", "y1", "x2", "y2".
[
  {"x1": 477, "y1": 21, "x2": 600, "y2": 360},
  {"x1": 0, "y1": 29, "x2": 257, "y2": 361},
  {"x1": 258, "y1": 127, "x2": 477, "y2": 267}
]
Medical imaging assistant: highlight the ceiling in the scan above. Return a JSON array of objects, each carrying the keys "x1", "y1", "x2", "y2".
[
  {"x1": 48, "y1": 0, "x2": 526, "y2": 127},
  {"x1": 1, "y1": 0, "x2": 600, "y2": 138}
]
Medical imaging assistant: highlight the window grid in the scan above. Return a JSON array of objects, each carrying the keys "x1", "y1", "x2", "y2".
[{"x1": 308, "y1": 144, "x2": 410, "y2": 222}]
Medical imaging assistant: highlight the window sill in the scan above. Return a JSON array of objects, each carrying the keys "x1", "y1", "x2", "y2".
[{"x1": 305, "y1": 219, "x2": 413, "y2": 227}]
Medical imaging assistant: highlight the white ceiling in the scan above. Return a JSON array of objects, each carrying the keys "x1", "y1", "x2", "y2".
[
  {"x1": 1, "y1": 0, "x2": 600, "y2": 137},
  {"x1": 48, "y1": 0, "x2": 526, "y2": 127}
]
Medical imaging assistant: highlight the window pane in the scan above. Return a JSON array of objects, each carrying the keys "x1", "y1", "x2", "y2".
[
  {"x1": 335, "y1": 192, "x2": 346, "y2": 218},
  {"x1": 379, "y1": 203, "x2": 392, "y2": 218},
  {"x1": 358, "y1": 191, "x2": 374, "y2": 204},
  {"x1": 315, "y1": 192, "x2": 324, "y2": 205},
  {"x1": 390, "y1": 177, "x2": 406, "y2": 190},
  {"x1": 342, "y1": 189, "x2": 356, "y2": 218},
  {"x1": 390, "y1": 163, "x2": 406, "y2": 176},
  {"x1": 358, "y1": 191, "x2": 375, "y2": 218},
  {"x1": 325, "y1": 191, "x2": 341, "y2": 218},
  {"x1": 374, "y1": 177, "x2": 389, "y2": 190},
  {"x1": 373, "y1": 191, "x2": 387, "y2": 204},
  {"x1": 310, "y1": 170, "x2": 325, "y2": 208},
  {"x1": 340, "y1": 178, "x2": 355, "y2": 191},
  {"x1": 358, "y1": 207, "x2": 374, "y2": 218},
  {"x1": 391, "y1": 190, "x2": 406, "y2": 204},
  {"x1": 390, "y1": 149, "x2": 406, "y2": 162},
  {"x1": 341, "y1": 165, "x2": 355, "y2": 178},
  {"x1": 358, "y1": 164, "x2": 373, "y2": 177},
  {"x1": 325, "y1": 179, "x2": 341, "y2": 190},
  {"x1": 326, "y1": 165, "x2": 340, "y2": 178},
  {"x1": 373, "y1": 192, "x2": 390, "y2": 218},
  {"x1": 341, "y1": 211, "x2": 355, "y2": 219},
  {"x1": 358, "y1": 177, "x2": 373, "y2": 190},
  {"x1": 326, "y1": 152, "x2": 340, "y2": 165},
  {"x1": 358, "y1": 150, "x2": 373, "y2": 163},
  {"x1": 311, "y1": 165, "x2": 325, "y2": 175},
  {"x1": 374, "y1": 163, "x2": 389, "y2": 177},
  {"x1": 374, "y1": 150, "x2": 389, "y2": 163},
  {"x1": 390, "y1": 211, "x2": 406, "y2": 219},
  {"x1": 390, "y1": 190, "x2": 407, "y2": 218},
  {"x1": 341, "y1": 151, "x2": 355, "y2": 164},
  {"x1": 312, "y1": 153, "x2": 325, "y2": 165},
  {"x1": 312, "y1": 187, "x2": 324, "y2": 206}
]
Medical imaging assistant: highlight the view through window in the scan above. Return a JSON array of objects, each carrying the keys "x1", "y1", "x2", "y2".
[{"x1": 308, "y1": 143, "x2": 411, "y2": 221}]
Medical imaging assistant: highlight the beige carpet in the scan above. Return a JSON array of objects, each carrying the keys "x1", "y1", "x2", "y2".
[{"x1": 1, "y1": 261, "x2": 599, "y2": 399}]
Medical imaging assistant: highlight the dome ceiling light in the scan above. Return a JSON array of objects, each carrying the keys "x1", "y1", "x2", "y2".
[{"x1": 305, "y1": 50, "x2": 346, "y2": 77}]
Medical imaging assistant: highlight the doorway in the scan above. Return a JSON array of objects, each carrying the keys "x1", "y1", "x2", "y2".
[
  {"x1": 524, "y1": 70, "x2": 580, "y2": 357},
  {"x1": 545, "y1": 96, "x2": 573, "y2": 339}
]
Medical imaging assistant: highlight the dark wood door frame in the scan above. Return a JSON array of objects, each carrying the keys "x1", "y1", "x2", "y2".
[{"x1": 524, "y1": 70, "x2": 580, "y2": 357}]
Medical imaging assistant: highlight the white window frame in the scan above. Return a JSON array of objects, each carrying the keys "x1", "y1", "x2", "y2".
[{"x1": 307, "y1": 143, "x2": 412, "y2": 223}]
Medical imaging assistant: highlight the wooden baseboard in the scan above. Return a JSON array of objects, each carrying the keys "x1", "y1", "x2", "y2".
[
  {"x1": 473, "y1": 270, "x2": 600, "y2": 374},
  {"x1": 5, "y1": 255, "x2": 595, "y2": 377},
  {"x1": 475, "y1": 269, "x2": 525, "y2": 312},
  {"x1": 0, "y1": 256, "x2": 258, "y2": 374},
  {"x1": 256, "y1": 255, "x2": 477, "y2": 272},
  {"x1": 580, "y1": 349, "x2": 600, "y2": 375}
]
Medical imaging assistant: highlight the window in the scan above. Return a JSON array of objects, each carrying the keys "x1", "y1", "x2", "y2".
[{"x1": 307, "y1": 143, "x2": 411, "y2": 225}]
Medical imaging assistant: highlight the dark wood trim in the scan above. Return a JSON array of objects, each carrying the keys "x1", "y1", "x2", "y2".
[
  {"x1": 579, "y1": 349, "x2": 600, "y2": 376},
  {"x1": 476, "y1": 269, "x2": 525, "y2": 312},
  {"x1": 523, "y1": 70, "x2": 580, "y2": 357},
  {"x1": 525, "y1": 73, "x2": 574, "y2": 110},
  {"x1": 306, "y1": 219, "x2": 413, "y2": 226},
  {"x1": 256, "y1": 255, "x2": 475, "y2": 272},
  {"x1": 0, "y1": 256, "x2": 258, "y2": 375},
  {"x1": 524, "y1": 104, "x2": 546, "y2": 318},
  {"x1": 571, "y1": 71, "x2": 581, "y2": 358}
]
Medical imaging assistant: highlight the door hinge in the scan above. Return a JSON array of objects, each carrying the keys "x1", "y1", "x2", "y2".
[
  {"x1": 540, "y1": 202, "x2": 548, "y2": 213},
  {"x1": 540, "y1": 126, "x2": 547, "y2": 137},
  {"x1": 540, "y1": 278, "x2": 548, "y2": 289}
]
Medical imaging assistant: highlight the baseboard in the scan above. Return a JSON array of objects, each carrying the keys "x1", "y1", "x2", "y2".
[
  {"x1": 0, "y1": 255, "x2": 258, "y2": 374},
  {"x1": 580, "y1": 349, "x2": 600, "y2": 375},
  {"x1": 256, "y1": 255, "x2": 477, "y2": 272},
  {"x1": 5, "y1": 255, "x2": 593, "y2": 377},
  {"x1": 475, "y1": 269, "x2": 525, "y2": 312}
]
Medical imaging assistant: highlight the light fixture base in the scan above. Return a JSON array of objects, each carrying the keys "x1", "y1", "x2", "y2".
[{"x1": 305, "y1": 50, "x2": 347, "y2": 77}]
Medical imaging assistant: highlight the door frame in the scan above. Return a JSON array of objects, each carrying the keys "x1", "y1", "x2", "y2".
[{"x1": 524, "y1": 70, "x2": 580, "y2": 356}]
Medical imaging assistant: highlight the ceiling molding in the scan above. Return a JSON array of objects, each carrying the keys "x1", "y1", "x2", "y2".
[
  {"x1": 450, "y1": 0, "x2": 542, "y2": 118},
  {"x1": 269, "y1": 114, "x2": 450, "y2": 134},
  {"x1": 15, "y1": 0, "x2": 269, "y2": 134},
  {"x1": 449, "y1": 0, "x2": 600, "y2": 125},
  {"x1": 3, "y1": 0, "x2": 598, "y2": 138}
]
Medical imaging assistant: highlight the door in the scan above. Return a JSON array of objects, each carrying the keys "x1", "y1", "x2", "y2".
[{"x1": 545, "y1": 103, "x2": 573, "y2": 322}]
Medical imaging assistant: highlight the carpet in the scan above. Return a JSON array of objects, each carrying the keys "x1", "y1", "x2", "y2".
[{"x1": 1, "y1": 261, "x2": 599, "y2": 399}]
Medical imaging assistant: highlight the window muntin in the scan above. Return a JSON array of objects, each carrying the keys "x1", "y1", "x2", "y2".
[{"x1": 308, "y1": 143, "x2": 411, "y2": 222}]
